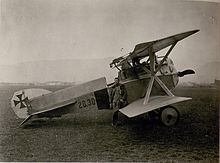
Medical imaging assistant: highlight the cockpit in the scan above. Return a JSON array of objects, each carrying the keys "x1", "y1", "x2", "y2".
[{"x1": 111, "y1": 55, "x2": 176, "y2": 81}]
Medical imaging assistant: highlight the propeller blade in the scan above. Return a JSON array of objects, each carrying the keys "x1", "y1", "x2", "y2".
[{"x1": 178, "y1": 69, "x2": 195, "y2": 77}]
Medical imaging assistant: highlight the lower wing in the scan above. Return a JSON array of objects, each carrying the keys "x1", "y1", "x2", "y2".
[{"x1": 119, "y1": 96, "x2": 191, "y2": 118}]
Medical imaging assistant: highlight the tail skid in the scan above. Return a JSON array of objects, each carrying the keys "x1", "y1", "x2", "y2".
[{"x1": 19, "y1": 115, "x2": 33, "y2": 126}]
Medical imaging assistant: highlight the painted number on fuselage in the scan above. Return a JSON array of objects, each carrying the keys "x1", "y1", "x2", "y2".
[{"x1": 78, "y1": 98, "x2": 96, "y2": 108}]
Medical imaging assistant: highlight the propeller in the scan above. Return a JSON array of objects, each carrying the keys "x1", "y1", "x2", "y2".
[{"x1": 178, "y1": 69, "x2": 195, "y2": 77}]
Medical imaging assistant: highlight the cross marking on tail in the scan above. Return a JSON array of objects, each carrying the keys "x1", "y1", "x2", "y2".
[{"x1": 13, "y1": 93, "x2": 29, "y2": 109}]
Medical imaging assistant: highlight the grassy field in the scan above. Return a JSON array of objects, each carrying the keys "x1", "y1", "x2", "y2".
[{"x1": 0, "y1": 85, "x2": 219, "y2": 162}]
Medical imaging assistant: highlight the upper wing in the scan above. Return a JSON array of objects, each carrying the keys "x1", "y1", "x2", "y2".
[
  {"x1": 119, "y1": 96, "x2": 191, "y2": 118},
  {"x1": 130, "y1": 30, "x2": 199, "y2": 59},
  {"x1": 110, "y1": 30, "x2": 199, "y2": 67}
]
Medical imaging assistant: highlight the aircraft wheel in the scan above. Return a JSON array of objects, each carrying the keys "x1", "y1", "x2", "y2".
[{"x1": 160, "y1": 106, "x2": 180, "y2": 127}]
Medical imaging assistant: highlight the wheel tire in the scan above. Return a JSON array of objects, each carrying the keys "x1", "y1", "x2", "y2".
[{"x1": 159, "y1": 106, "x2": 180, "y2": 127}]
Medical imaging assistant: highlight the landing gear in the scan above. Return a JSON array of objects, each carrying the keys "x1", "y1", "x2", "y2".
[
  {"x1": 148, "y1": 106, "x2": 180, "y2": 127},
  {"x1": 159, "y1": 106, "x2": 180, "y2": 126}
]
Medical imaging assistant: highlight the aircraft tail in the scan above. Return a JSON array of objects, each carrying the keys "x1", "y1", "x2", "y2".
[{"x1": 10, "y1": 88, "x2": 51, "y2": 119}]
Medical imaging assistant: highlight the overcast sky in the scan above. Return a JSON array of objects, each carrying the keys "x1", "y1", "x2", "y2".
[{"x1": 0, "y1": 0, "x2": 219, "y2": 75}]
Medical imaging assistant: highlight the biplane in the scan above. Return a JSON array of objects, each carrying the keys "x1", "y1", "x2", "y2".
[{"x1": 11, "y1": 29, "x2": 199, "y2": 127}]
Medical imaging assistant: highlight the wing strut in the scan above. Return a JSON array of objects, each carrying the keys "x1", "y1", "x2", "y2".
[
  {"x1": 155, "y1": 42, "x2": 177, "y2": 74},
  {"x1": 154, "y1": 76, "x2": 174, "y2": 96},
  {"x1": 142, "y1": 44, "x2": 175, "y2": 105},
  {"x1": 143, "y1": 77, "x2": 154, "y2": 105}
]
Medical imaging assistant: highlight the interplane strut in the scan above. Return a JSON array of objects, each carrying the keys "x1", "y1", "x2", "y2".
[{"x1": 143, "y1": 44, "x2": 176, "y2": 105}]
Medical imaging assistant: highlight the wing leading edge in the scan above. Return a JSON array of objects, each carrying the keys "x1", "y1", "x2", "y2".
[{"x1": 119, "y1": 96, "x2": 191, "y2": 118}]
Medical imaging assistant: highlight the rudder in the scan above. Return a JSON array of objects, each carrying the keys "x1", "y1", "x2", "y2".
[{"x1": 11, "y1": 88, "x2": 51, "y2": 119}]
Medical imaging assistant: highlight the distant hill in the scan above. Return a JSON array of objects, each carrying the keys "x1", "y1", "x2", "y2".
[
  {"x1": 0, "y1": 58, "x2": 118, "y2": 84},
  {"x1": 1, "y1": 59, "x2": 219, "y2": 85},
  {"x1": 190, "y1": 61, "x2": 220, "y2": 84},
  {"x1": 178, "y1": 82, "x2": 199, "y2": 87}
]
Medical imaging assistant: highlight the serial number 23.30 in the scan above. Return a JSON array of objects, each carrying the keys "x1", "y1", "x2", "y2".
[{"x1": 78, "y1": 98, "x2": 96, "y2": 108}]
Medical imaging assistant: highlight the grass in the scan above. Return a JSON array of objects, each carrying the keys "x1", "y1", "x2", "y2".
[{"x1": 0, "y1": 85, "x2": 219, "y2": 162}]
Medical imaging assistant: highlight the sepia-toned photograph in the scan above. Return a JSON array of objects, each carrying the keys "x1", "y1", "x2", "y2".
[{"x1": 0, "y1": 0, "x2": 219, "y2": 162}]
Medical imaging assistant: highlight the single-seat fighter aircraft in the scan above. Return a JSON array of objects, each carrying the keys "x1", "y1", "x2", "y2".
[{"x1": 11, "y1": 29, "x2": 199, "y2": 127}]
